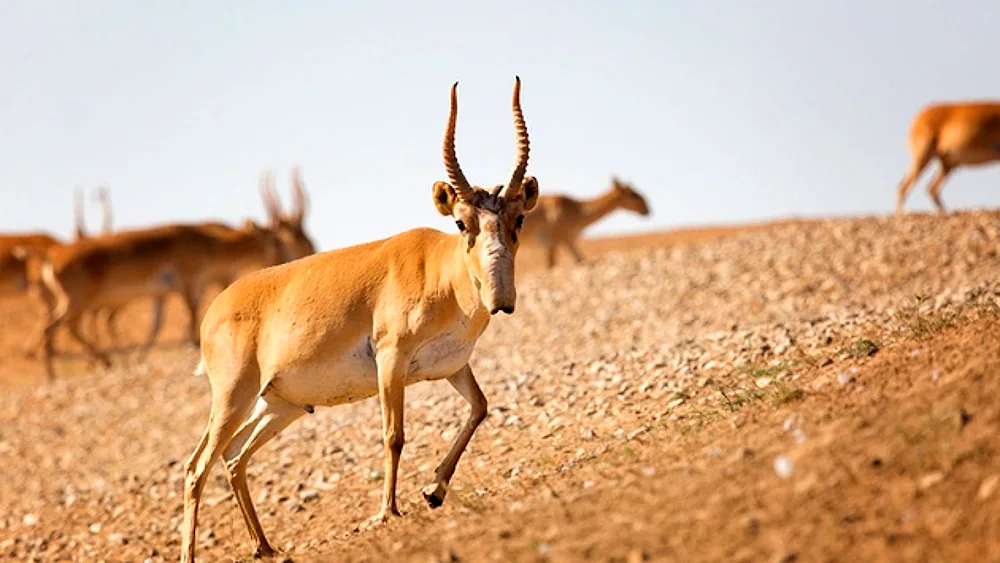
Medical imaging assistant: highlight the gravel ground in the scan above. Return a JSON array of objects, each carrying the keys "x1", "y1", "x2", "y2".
[{"x1": 2, "y1": 209, "x2": 1000, "y2": 562}]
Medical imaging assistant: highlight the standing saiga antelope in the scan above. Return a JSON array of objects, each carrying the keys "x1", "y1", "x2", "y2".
[
  {"x1": 519, "y1": 176, "x2": 649, "y2": 268},
  {"x1": 896, "y1": 101, "x2": 1000, "y2": 214},
  {"x1": 181, "y1": 76, "x2": 538, "y2": 562}
]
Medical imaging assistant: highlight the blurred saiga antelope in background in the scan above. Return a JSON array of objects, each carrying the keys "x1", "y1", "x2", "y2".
[
  {"x1": 520, "y1": 176, "x2": 649, "y2": 268},
  {"x1": 896, "y1": 101, "x2": 1000, "y2": 214},
  {"x1": 14, "y1": 221, "x2": 288, "y2": 380},
  {"x1": 181, "y1": 76, "x2": 539, "y2": 562},
  {"x1": 12, "y1": 172, "x2": 317, "y2": 379},
  {"x1": 0, "y1": 186, "x2": 115, "y2": 354}
]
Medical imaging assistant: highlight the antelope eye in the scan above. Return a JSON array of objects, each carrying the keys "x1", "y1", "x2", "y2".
[
  {"x1": 515, "y1": 215, "x2": 525, "y2": 229},
  {"x1": 455, "y1": 220, "x2": 466, "y2": 232}
]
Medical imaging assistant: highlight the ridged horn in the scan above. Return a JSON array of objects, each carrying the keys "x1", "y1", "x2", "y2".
[
  {"x1": 504, "y1": 76, "x2": 530, "y2": 199},
  {"x1": 289, "y1": 167, "x2": 308, "y2": 224},
  {"x1": 442, "y1": 82, "x2": 476, "y2": 203}
]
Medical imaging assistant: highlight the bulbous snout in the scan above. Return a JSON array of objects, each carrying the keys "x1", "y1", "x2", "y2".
[
  {"x1": 482, "y1": 280, "x2": 516, "y2": 315},
  {"x1": 480, "y1": 253, "x2": 517, "y2": 316}
]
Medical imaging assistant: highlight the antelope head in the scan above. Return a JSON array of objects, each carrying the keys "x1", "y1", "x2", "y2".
[
  {"x1": 611, "y1": 176, "x2": 651, "y2": 216},
  {"x1": 259, "y1": 168, "x2": 317, "y2": 261},
  {"x1": 432, "y1": 77, "x2": 539, "y2": 316},
  {"x1": 238, "y1": 218, "x2": 286, "y2": 267}
]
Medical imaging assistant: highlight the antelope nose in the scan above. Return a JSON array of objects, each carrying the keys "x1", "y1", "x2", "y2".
[{"x1": 490, "y1": 306, "x2": 515, "y2": 315}]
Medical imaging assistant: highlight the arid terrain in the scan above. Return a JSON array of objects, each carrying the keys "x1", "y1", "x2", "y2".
[{"x1": 3, "y1": 210, "x2": 1000, "y2": 562}]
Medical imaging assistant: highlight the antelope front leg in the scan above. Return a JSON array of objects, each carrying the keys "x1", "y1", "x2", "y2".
[
  {"x1": 371, "y1": 348, "x2": 409, "y2": 524},
  {"x1": 22, "y1": 284, "x2": 57, "y2": 358},
  {"x1": 422, "y1": 364, "x2": 487, "y2": 508}
]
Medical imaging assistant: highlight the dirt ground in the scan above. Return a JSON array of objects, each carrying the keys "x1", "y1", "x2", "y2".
[{"x1": 2, "y1": 211, "x2": 1000, "y2": 562}]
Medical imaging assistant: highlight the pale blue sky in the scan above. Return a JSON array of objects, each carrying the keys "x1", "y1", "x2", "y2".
[{"x1": 1, "y1": 1, "x2": 998, "y2": 251}]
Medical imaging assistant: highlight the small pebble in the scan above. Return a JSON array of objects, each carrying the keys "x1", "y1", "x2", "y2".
[
  {"x1": 978, "y1": 475, "x2": 999, "y2": 500},
  {"x1": 774, "y1": 455, "x2": 795, "y2": 479},
  {"x1": 837, "y1": 372, "x2": 852, "y2": 386},
  {"x1": 782, "y1": 414, "x2": 798, "y2": 431},
  {"x1": 931, "y1": 369, "x2": 942, "y2": 382},
  {"x1": 919, "y1": 472, "x2": 945, "y2": 490}
]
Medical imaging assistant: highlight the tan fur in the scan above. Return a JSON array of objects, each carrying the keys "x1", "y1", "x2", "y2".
[
  {"x1": 180, "y1": 77, "x2": 538, "y2": 562},
  {"x1": 896, "y1": 101, "x2": 1000, "y2": 214},
  {"x1": 0, "y1": 233, "x2": 62, "y2": 298},
  {"x1": 519, "y1": 176, "x2": 650, "y2": 268}
]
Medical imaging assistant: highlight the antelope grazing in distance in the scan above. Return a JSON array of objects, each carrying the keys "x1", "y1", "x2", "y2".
[
  {"x1": 519, "y1": 176, "x2": 649, "y2": 268},
  {"x1": 181, "y1": 77, "x2": 538, "y2": 562},
  {"x1": 896, "y1": 101, "x2": 1000, "y2": 214}
]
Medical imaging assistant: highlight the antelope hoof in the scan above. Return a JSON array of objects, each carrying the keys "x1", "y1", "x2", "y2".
[
  {"x1": 252, "y1": 543, "x2": 276, "y2": 559},
  {"x1": 363, "y1": 509, "x2": 400, "y2": 530},
  {"x1": 422, "y1": 483, "x2": 447, "y2": 508}
]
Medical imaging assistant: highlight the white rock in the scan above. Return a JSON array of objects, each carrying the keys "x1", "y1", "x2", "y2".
[{"x1": 773, "y1": 456, "x2": 795, "y2": 479}]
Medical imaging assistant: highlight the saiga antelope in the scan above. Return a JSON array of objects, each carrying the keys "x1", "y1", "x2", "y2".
[
  {"x1": 896, "y1": 101, "x2": 1000, "y2": 214},
  {"x1": 0, "y1": 187, "x2": 111, "y2": 354},
  {"x1": 48, "y1": 174, "x2": 313, "y2": 357},
  {"x1": 519, "y1": 176, "x2": 649, "y2": 268},
  {"x1": 128, "y1": 169, "x2": 317, "y2": 350},
  {"x1": 180, "y1": 77, "x2": 538, "y2": 562},
  {"x1": 14, "y1": 221, "x2": 288, "y2": 380},
  {"x1": 11, "y1": 176, "x2": 311, "y2": 374}
]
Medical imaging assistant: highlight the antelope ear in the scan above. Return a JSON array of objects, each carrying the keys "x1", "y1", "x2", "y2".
[
  {"x1": 432, "y1": 181, "x2": 458, "y2": 216},
  {"x1": 521, "y1": 176, "x2": 539, "y2": 212}
]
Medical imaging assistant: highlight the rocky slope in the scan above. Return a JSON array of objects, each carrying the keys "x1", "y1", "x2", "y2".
[{"x1": 2, "y1": 210, "x2": 1000, "y2": 562}]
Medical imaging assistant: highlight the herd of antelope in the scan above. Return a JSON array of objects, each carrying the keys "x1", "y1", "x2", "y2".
[
  {"x1": 4, "y1": 75, "x2": 1000, "y2": 562},
  {"x1": 0, "y1": 170, "x2": 316, "y2": 382}
]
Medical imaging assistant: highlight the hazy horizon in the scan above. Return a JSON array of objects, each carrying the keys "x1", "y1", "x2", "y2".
[{"x1": 3, "y1": 1, "x2": 1000, "y2": 251}]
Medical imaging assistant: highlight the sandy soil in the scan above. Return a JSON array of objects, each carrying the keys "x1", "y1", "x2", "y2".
[{"x1": 2, "y1": 211, "x2": 1000, "y2": 562}]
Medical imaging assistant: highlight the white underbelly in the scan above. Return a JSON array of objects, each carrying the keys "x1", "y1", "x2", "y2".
[
  {"x1": 408, "y1": 333, "x2": 475, "y2": 382},
  {"x1": 269, "y1": 332, "x2": 476, "y2": 407}
]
